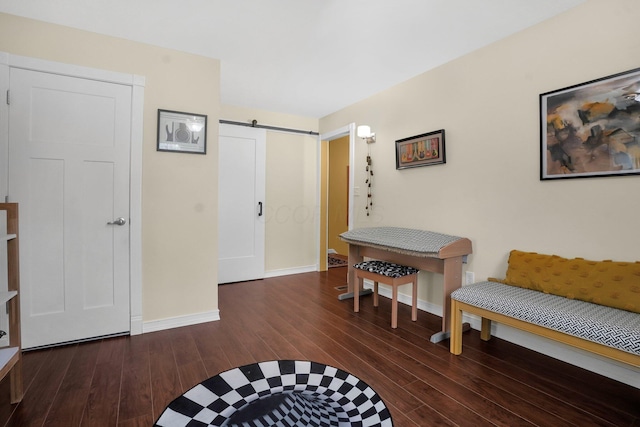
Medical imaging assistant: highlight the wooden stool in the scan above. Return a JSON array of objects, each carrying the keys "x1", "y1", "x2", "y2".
[{"x1": 353, "y1": 261, "x2": 419, "y2": 328}]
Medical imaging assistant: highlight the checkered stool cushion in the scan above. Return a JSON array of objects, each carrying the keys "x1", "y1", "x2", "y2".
[
  {"x1": 354, "y1": 260, "x2": 418, "y2": 278},
  {"x1": 154, "y1": 360, "x2": 393, "y2": 427}
]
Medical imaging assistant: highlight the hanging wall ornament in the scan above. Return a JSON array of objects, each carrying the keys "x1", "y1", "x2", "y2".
[{"x1": 365, "y1": 155, "x2": 373, "y2": 216}]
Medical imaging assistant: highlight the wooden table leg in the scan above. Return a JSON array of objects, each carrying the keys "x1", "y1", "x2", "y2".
[
  {"x1": 338, "y1": 243, "x2": 368, "y2": 301},
  {"x1": 430, "y1": 256, "x2": 469, "y2": 343}
]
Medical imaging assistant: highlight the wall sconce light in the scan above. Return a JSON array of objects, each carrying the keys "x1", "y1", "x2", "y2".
[{"x1": 357, "y1": 125, "x2": 376, "y2": 144}]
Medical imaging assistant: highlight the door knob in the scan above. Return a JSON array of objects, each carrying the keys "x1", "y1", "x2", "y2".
[{"x1": 107, "y1": 217, "x2": 126, "y2": 226}]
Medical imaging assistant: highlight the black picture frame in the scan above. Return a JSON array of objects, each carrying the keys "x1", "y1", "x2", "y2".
[
  {"x1": 395, "y1": 129, "x2": 445, "y2": 170},
  {"x1": 540, "y1": 68, "x2": 640, "y2": 180},
  {"x1": 157, "y1": 109, "x2": 207, "y2": 154}
]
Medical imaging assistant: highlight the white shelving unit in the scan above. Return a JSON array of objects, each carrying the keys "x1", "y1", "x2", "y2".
[{"x1": 0, "y1": 204, "x2": 22, "y2": 403}]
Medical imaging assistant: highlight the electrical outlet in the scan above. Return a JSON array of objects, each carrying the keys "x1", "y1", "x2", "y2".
[{"x1": 465, "y1": 271, "x2": 475, "y2": 285}]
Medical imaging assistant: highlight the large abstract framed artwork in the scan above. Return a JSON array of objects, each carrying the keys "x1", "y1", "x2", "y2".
[
  {"x1": 157, "y1": 109, "x2": 207, "y2": 154},
  {"x1": 396, "y1": 129, "x2": 445, "y2": 170},
  {"x1": 540, "y1": 68, "x2": 640, "y2": 180}
]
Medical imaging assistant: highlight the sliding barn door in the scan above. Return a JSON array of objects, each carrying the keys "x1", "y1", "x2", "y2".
[{"x1": 218, "y1": 124, "x2": 266, "y2": 284}]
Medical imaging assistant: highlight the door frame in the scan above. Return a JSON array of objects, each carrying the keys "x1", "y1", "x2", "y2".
[
  {"x1": 0, "y1": 52, "x2": 144, "y2": 335},
  {"x1": 317, "y1": 123, "x2": 355, "y2": 270}
]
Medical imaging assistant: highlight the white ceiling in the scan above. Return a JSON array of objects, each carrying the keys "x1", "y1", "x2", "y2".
[{"x1": 0, "y1": 0, "x2": 586, "y2": 118}]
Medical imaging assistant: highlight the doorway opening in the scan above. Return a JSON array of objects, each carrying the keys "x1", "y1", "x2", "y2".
[{"x1": 318, "y1": 124, "x2": 355, "y2": 271}]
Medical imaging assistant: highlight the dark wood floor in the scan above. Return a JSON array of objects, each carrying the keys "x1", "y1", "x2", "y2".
[{"x1": 0, "y1": 267, "x2": 638, "y2": 426}]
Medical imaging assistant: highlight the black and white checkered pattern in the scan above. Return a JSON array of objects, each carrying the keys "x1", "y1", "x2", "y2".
[
  {"x1": 354, "y1": 260, "x2": 418, "y2": 278},
  {"x1": 451, "y1": 281, "x2": 640, "y2": 355},
  {"x1": 154, "y1": 360, "x2": 393, "y2": 427}
]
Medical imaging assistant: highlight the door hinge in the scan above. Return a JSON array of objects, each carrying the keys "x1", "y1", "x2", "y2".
[{"x1": 5, "y1": 90, "x2": 8, "y2": 105}]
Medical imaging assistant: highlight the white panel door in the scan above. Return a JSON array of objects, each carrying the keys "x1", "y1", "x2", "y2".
[
  {"x1": 218, "y1": 124, "x2": 266, "y2": 284},
  {"x1": 8, "y1": 68, "x2": 131, "y2": 349}
]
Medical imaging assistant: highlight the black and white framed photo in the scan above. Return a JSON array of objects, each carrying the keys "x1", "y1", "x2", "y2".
[{"x1": 157, "y1": 109, "x2": 207, "y2": 154}]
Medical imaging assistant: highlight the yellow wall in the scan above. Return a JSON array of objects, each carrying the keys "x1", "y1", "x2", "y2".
[
  {"x1": 328, "y1": 136, "x2": 349, "y2": 255},
  {"x1": 0, "y1": 13, "x2": 220, "y2": 322},
  {"x1": 220, "y1": 105, "x2": 319, "y2": 273}
]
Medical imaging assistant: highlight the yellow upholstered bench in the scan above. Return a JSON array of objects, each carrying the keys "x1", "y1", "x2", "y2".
[
  {"x1": 450, "y1": 250, "x2": 640, "y2": 367},
  {"x1": 353, "y1": 261, "x2": 419, "y2": 328}
]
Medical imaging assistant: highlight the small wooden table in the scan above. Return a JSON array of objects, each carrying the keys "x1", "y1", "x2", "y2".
[{"x1": 340, "y1": 227, "x2": 472, "y2": 343}]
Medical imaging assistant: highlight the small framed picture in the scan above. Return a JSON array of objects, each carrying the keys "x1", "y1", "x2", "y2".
[
  {"x1": 396, "y1": 129, "x2": 445, "y2": 169},
  {"x1": 157, "y1": 109, "x2": 207, "y2": 154}
]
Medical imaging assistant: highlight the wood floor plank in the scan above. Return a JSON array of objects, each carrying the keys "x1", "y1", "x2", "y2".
[
  {"x1": 176, "y1": 360, "x2": 209, "y2": 394},
  {"x1": 0, "y1": 267, "x2": 637, "y2": 426},
  {"x1": 402, "y1": 402, "x2": 458, "y2": 426},
  {"x1": 187, "y1": 322, "x2": 234, "y2": 377},
  {"x1": 276, "y1": 306, "x2": 424, "y2": 415},
  {"x1": 459, "y1": 333, "x2": 639, "y2": 425},
  {"x1": 81, "y1": 359, "x2": 123, "y2": 427},
  {"x1": 5, "y1": 344, "x2": 78, "y2": 427},
  {"x1": 81, "y1": 337, "x2": 126, "y2": 427},
  {"x1": 281, "y1": 294, "x2": 420, "y2": 388},
  {"x1": 404, "y1": 379, "x2": 509, "y2": 427},
  {"x1": 148, "y1": 330, "x2": 183, "y2": 421},
  {"x1": 117, "y1": 414, "x2": 155, "y2": 427},
  {"x1": 45, "y1": 341, "x2": 102, "y2": 427},
  {"x1": 117, "y1": 336, "x2": 152, "y2": 423}
]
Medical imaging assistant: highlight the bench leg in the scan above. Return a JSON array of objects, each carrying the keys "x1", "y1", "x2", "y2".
[
  {"x1": 391, "y1": 285, "x2": 398, "y2": 329},
  {"x1": 450, "y1": 299, "x2": 463, "y2": 355},
  {"x1": 411, "y1": 279, "x2": 417, "y2": 322},
  {"x1": 354, "y1": 275, "x2": 362, "y2": 313},
  {"x1": 373, "y1": 281, "x2": 379, "y2": 307},
  {"x1": 480, "y1": 317, "x2": 492, "y2": 341}
]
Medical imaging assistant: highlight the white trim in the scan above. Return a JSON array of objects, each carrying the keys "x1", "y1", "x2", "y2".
[
  {"x1": 142, "y1": 310, "x2": 220, "y2": 334},
  {"x1": 317, "y1": 123, "x2": 356, "y2": 270},
  {"x1": 129, "y1": 78, "x2": 145, "y2": 335},
  {"x1": 1, "y1": 51, "x2": 144, "y2": 337},
  {"x1": 363, "y1": 280, "x2": 639, "y2": 389},
  {"x1": 130, "y1": 315, "x2": 143, "y2": 335},
  {"x1": 0, "y1": 53, "x2": 9, "y2": 199},
  {"x1": 5, "y1": 53, "x2": 139, "y2": 85},
  {"x1": 264, "y1": 265, "x2": 317, "y2": 278}
]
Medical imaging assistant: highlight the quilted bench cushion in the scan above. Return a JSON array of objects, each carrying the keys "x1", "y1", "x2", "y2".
[
  {"x1": 451, "y1": 281, "x2": 640, "y2": 356},
  {"x1": 499, "y1": 250, "x2": 640, "y2": 313},
  {"x1": 353, "y1": 261, "x2": 418, "y2": 278}
]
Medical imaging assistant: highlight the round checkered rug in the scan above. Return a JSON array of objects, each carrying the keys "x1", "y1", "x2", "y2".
[{"x1": 154, "y1": 360, "x2": 393, "y2": 426}]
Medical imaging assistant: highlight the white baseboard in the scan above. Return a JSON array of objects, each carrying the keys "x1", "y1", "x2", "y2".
[
  {"x1": 364, "y1": 281, "x2": 640, "y2": 389},
  {"x1": 130, "y1": 315, "x2": 143, "y2": 336},
  {"x1": 264, "y1": 265, "x2": 317, "y2": 278},
  {"x1": 142, "y1": 310, "x2": 220, "y2": 334},
  {"x1": 140, "y1": 265, "x2": 314, "y2": 334}
]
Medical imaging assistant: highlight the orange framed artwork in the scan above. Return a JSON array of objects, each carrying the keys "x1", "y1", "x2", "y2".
[{"x1": 395, "y1": 129, "x2": 445, "y2": 170}]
